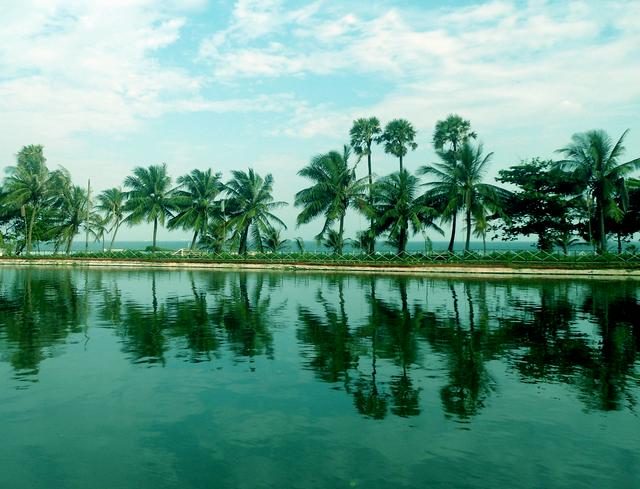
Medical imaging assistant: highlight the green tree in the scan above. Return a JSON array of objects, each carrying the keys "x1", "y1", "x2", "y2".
[
  {"x1": 556, "y1": 129, "x2": 640, "y2": 253},
  {"x1": 261, "y1": 225, "x2": 289, "y2": 253},
  {"x1": 378, "y1": 119, "x2": 418, "y2": 172},
  {"x1": 350, "y1": 117, "x2": 382, "y2": 253},
  {"x1": 372, "y1": 170, "x2": 442, "y2": 254},
  {"x1": 124, "y1": 164, "x2": 175, "y2": 250},
  {"x1": 169, "y1": 169, "x2": 224, "y2": 250},
  {"x1": 432, "y1": 114, "x2": 477, "y2": 154},
  {"x1": 295, "y1": 146, "x2": 366, "y2": 255},
  {"x1": 225, "y1": 169, "x2": 287, "y2": 255},
  {"x1": 496, "y1": 158, "x2": 583, "y2": 252},
  {"x1": 50, "y1": 170, "x2": 88, "y2": 254},
  {"x1": 2, "y1": 145, "x2": 56, "y2": 254},
  {"x1": 96, "y1": 187, "x2": 127, "y2": 251},
  {"x1": 420, "y1": 142, "x2": 506, "y2": 252}
]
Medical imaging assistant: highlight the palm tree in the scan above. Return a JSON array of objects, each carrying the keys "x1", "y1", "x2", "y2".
[
  {"x1": 295, "y1": 146, "x2": 366, "y2": 255},
  {"x1": 432, "y1": 114, "x2": 477, "y2": 154},
  {"x1": 225, "y1": 169, "x2": 287, "y2": 255},
  {"x1": 420, "y1": 142, "x2": 506, "y2": 252},
  {"x1": 350, "y1": 117, "x2": 382, "y2": 253},
  {"x1": 168, "y1": 169, "x2": 224, "y2": 250},
  {"x1": 50, "y1": 171, "x2": 88, "y2": 254},
  {"x1": 124, "y1": 164, "x2": 175, "y2": 250},
  {"x1": 418, "y1": 150, "x2": 462, "y2": 252},
  {"x1": 261, "y1": 225, "x2": 289, "y2": 253},
  {"x1": 377, "y1": 119, "x2": 418, "y2": 172},
  {"x1": 372, "y1": 170, "x2": 442, "y2": 254},
  {"x1": 556, "y1": 129, "x2": 640, "y2": 253},
  {"x1": 2, "y1": 145, "x2": 55, "y2": 254},
  {"x1": 95, "y1": 187, "x2": 126, "y2": 251}
]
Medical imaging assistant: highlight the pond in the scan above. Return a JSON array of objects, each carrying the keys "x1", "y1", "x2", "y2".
[{"x1": 0, "y1": 267, "x2": 638, "y2": 489}]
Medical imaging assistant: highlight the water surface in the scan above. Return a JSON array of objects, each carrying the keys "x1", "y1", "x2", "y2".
[{"x1": 0, "y1": 267, "x2": 638, "y2": 488}]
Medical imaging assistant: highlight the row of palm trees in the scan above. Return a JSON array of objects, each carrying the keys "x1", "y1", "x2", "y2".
[{"x1": 1, "y1": 115, "x2": 639, "y2": 255}]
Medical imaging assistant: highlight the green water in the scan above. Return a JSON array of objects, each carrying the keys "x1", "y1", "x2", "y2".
[{"x1": 0, "y1": 268, "x2": 638, "y2": 489}]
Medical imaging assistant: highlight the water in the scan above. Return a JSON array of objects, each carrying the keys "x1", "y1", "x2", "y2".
[{"x1": 0, "y1": 267, "x2": 638, "y2": 489}]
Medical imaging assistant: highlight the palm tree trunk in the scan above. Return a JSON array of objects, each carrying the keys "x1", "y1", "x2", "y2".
[
  {"x1": 152, "y1": 218, "x2": 158, "y2": 251},
  {"x1": 482, "y1": 233, "x2": 486, "y2": 254},
  {"x1": 399, "y1": 155, "x2": 403, "y2": 173},
  {"x1": 367, "y1": 148, "x2": 374, "y2": 254},
  {"x1": 109, "y1": 220, "x2": 121, "y2": 251},
  {"x1": 66, "y1": 235, "x2": 73, "y2": 255},
  {"x1": 465, "y1": 208, "x2": 471, "y2": 252},
  {"x1": 239, "y1": 225, "x2": 250, "y2": 255},
  {"x1": 598, "y1": 203, "x2": 606, "y2": 254},
  {"x1": 447, "y1": 213, "x2": 457, "y2": 252},
  {"x1": 27, "y1": 207, "x2": 37, "y2": 255},
  {"x1": 338, "y1": 213, "x2": 345, "y2": 255},
  {"x1": 398, "y1": 226, "x2": 407, "y2": 255},
  {"x1": 617, "y1": 233, "x2": 622, "y2": 254},
  {"x1": 190, "y1": 230, "x2": 199, "y2": 250}
]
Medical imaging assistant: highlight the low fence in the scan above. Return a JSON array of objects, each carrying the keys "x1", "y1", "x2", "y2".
[{"x1": 2, "y1": 249, "x2": 640, "y2": 269}]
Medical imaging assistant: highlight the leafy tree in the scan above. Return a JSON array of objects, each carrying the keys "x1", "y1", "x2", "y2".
[
  {"x1": 96, "y1": 187, "x2": 127, "y2": 251},
  {"x1": 371, "y1": 170, "x2": 442, "y2": 254},
  {"x1": 350, "y1": 117, "x2": 382, "y2": 253},
  {"x1": 295, "y1": 146, "x2": 366, "y2": 254},
  {"x1": 225, "y1": 169, "x2": 287, "y2": 255},
  {"x1": 2, "y1": 145, "x2": 56, "y2": 254},
  {"x1": 124, "y1": 164, "x2": 175, "y2": 250},
  {"x1": 377, "y1": 119, "x2": 418, "y2": 172},
  {"x1": 556, "y1": 129, "x2": 640, "y2": 253},
  {"x1": 496, "y1": 158, "x2": 583, "y2": 252},
  {"x1": 432, "y1": 114, "x2": 477, "y2": 154},
  {"x1": 169, "y1": 169, "x2": 224, "y2": 250}
]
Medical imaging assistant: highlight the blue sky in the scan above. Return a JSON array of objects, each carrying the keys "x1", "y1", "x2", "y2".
[{"x1": 1, "y1": 0, "x2": 639, "y2": 242}]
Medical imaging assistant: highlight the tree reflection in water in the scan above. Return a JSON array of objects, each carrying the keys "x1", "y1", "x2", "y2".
[{"x1": 0, "y1": 269, "x2": 637, "y2": 418}]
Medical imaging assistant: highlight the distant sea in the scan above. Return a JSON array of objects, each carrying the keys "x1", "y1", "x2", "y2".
[{"x1": 33, "y1": 239, "x2": 594, "y2": 253}]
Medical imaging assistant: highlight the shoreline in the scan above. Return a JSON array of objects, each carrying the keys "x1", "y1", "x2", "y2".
[{"x1": 1, "y1": 258, "x2": 640, "y2": 279}]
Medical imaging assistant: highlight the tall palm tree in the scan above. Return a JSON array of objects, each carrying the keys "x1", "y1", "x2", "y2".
[
  {"x1": 225, "y1": 169, "x2": 287, "y2": 255},
  {"x1": 350, "y1": 117, "x2": 382, "y2": 253},
  {"x1": 2, "y1": 145, "x2": 55, "y2": 254},
  {"x1": 432, "y1": 114, "x2": 477, "y2": 154},
  {"x1": 556, "y1": 129, "x2": 640, "y2": 253},
  {"x1": 96, "y1": 187, "x2": 126, "y2": 251},
  {"x1": 124, "y1": 164, "x2": 175, "y2": 250},
  {"x1": 295, "y1": 146, "x2": 366, "y2": 255},
  {"x1": 372, "y1": 170, "x2": 442, "y2": 254},
  {"x1": 168, "y1": 169, "x2": 224, "y2": 250},
  {"x1": 377, "y1": 119, "x2": 418, "y2": 172}
]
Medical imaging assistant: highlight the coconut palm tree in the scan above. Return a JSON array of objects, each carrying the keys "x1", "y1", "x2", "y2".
[
  {"x1": 2, "y1": 145, "x2": 56, "y2": 254},
  {"x1": 225, "y1": 169, "x2": 287, "y2": 255},
  {"x1": 350, "y1": 117, "x2": 382, "y2": 253},
  {"x1": 372, "y1": 170, "x2": 442, "y2": 254},
  {"x1": 50, "y1": 171, "x2": 88, "y2": 254},
  {"x1": 168, "y1": 169, "x2": 224, "y2": 250},
  {"x1": 295, "y1": 146, "x2": 366, "y2": 255},
  {"x1": 261, "y1": 225, "x2": 289, "y2": 253},
  {"x1": 377, "y1": 119, "x2": 418, "y2": 172},
  {"x1": 95, "y1": 187, "x2": 127, "y2": 251},
  {"x1": 124, "y1": 164, "x2": 175, "y2": 250},
  {"x1": 420, "y1": 142, "x2": 507, "y2": 252},
  {"x1": 556, "y1": 129, "x2": 640, "y2": 253}
]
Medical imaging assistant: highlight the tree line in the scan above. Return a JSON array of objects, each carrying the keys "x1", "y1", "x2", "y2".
[{"x1": 1, "y1": 114, "x2": 639, "y2": 255}]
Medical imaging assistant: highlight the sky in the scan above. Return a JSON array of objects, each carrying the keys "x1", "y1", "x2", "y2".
[{"x1": 1, "y1": 0, "x2": 639, "y2": 242}]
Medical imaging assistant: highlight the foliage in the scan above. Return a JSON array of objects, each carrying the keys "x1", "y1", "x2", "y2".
[
  {"x1": 261, "y1": 225, "x2": 289, "y2": 253},
  {"x1": 556, "y1": 129, "x2": 640, "y2": 253},
  {"x1": 96, "y1": 187, "x2": 127, "y2": 251},
  {"x1": 225, "y1": 168, "x2": 287, "y2": 254},
  {"x1": 377, "y1": 119, "x2": 418, "y2": 172},
  {"x1": 432, "y1": 114, "x2": 477, "y2": 153},
  {"x1": 496, "y1": 158, "x2": 584, "y2": 252},
  {"x1": 295, "y1": 146, "x2": 366, "y2": 254}
]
